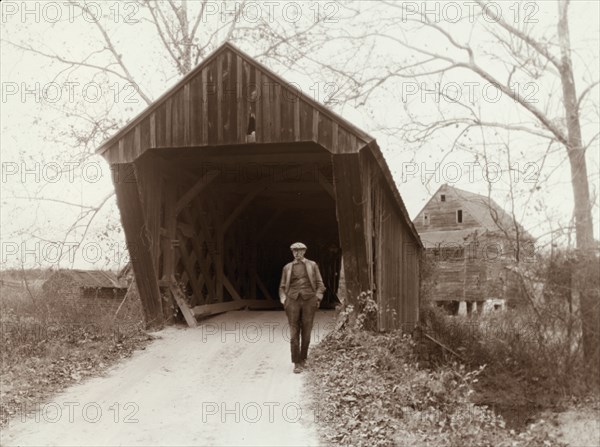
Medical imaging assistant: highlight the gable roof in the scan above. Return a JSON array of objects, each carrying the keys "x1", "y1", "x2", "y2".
[
  {"x1": 416, "y1": 184, "x2": 533, "y2": 240},
  {"x1": 95, "y1": 41, "x2": 373, "y2": 156}
]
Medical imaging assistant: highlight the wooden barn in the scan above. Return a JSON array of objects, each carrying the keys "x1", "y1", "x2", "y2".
[
  {"x1": 96, "y1": 42, "x2": 422, "y2": 330},
  {"x1": 414, "y1": 184, "x2": 534, "y2": 314}
]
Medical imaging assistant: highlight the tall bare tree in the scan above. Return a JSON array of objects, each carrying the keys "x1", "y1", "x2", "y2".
[{"x1": 302, "y1": 0, "x2": 598, "y2": 363}]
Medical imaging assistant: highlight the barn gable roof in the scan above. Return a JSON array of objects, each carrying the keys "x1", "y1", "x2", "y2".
[{"x1": 415, "y1": 184, "x2": 533, "y2": 242}]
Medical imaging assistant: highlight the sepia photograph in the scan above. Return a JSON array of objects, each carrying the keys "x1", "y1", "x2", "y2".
[{"x1": 1, "y1": 1, "x2": 599, "y2": 446}]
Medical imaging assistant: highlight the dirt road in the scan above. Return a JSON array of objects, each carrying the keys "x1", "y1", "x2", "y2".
[{"x1": 1, "y1": 310, "x2": 335, "y2": 446}]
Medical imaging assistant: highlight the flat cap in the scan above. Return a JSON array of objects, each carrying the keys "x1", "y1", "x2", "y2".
[{"x1": 290, "y1": 242, "x2": 307, "y2": 250}]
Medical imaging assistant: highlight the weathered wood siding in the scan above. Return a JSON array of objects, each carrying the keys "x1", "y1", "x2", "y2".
[
  {"x1": 112, "y1": 163, "x2": 164, "y2": 326},
  {"x1": 425, "y1": 231, "x2": 510, "y2": 303},
  {"x1": 414, "y1": 187, "x2": 479, "y2": 232},
  {"x1": 332, "y1": 154, "x2": 371, "y2": 310},
  {"x1": 134, "y1": 156, "x2": 164, "y2": 279},
  {"x1": 99, "y1": 45, "x2": 366, "y2": 164},
  {"x1": 360, "y1": 149, "x2": 420, "y2": 331}
]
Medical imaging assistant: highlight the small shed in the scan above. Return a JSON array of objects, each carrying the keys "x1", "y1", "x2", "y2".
[
  {"x1": 96, "y1": 42, "x2": 423, "y2": 330},
  {"x1": 43, "y1": 269, "x2": 127, "y2": 300}
]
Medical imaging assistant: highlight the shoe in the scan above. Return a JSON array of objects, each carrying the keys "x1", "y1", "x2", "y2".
[{"x1": 293, "y1": 363, "x2": 303, "y2": 374}]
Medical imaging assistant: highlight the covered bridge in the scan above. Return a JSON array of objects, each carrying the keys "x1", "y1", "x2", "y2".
[{"x1": 96, "y1": 42, "x2": 422, "y2": 330}]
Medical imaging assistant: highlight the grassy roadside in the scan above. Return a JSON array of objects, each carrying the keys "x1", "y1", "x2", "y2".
[
  {"x1": 0, "y1": 282, "x2": 155, "y2": 427},
  {"x1": 305, "y1": 324, "x2": 565, "y2": 447},
  {"x1": 421, "y1": 304, "x2": 600, "y2": 433}
]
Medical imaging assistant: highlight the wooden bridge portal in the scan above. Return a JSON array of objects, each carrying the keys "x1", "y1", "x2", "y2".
[{"x1": 96, "y1": 43, "x2": 422, "y2": 330}]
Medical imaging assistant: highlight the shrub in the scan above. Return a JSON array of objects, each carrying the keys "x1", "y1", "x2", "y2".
[
  {"x1": 427, "y1": 307, "x2": 574, "y2": 380},
  {"x1": 337, "y1": 289, "x2": 379, "y2": 332}
]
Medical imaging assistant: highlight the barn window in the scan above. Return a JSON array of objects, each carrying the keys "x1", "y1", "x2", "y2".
[
  {"x1": 441, "y1": 194, "x2": 446, "y2": 202},
  {"x1": 456, "y1": 209, "x2": 463, "y2": 223},
  {"x1": 423, "y1": 213, "x2": 430, "y2": 226}
]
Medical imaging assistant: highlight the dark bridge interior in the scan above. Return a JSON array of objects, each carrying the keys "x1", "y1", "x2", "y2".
[{"x1": 153, "y1": 142, "x2": 341, "y2": 308}]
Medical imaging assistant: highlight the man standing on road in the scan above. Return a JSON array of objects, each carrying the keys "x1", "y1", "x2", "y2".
[{"x1": 279, "y1": 242, "x2": 326, "y2": 374}]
